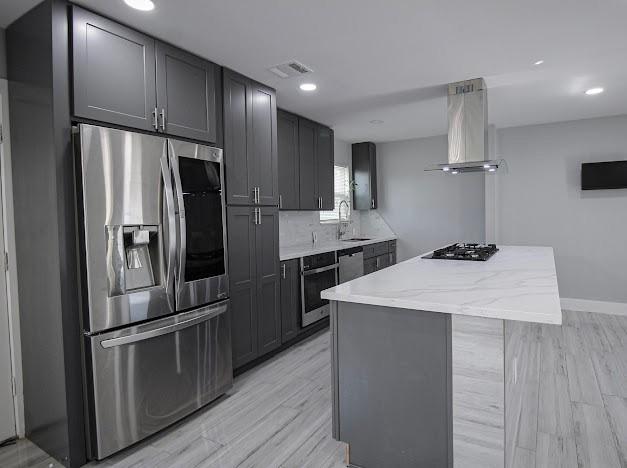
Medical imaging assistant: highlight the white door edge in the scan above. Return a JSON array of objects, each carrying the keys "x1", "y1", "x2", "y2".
[{"x1": 0, "y1": 78, "x2": 25, "y2": 438}]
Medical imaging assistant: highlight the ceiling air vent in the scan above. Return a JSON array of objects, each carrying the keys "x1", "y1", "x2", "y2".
[{"x1": 268, "y1": 61, "x2": 313, "y2": 79}]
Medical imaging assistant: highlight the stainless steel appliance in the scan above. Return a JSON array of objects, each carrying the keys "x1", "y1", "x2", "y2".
[
  {"x1": 338, "y1": 247, "x2": 364, "y2": 283},
  {"x1": 301, "y1": 252, "x2": 338, "y2": 327},
  {"x1": 75, "y1": 124, "x2": 232, "y2": 460},
  {"x1": 423, "y1": 243, "x2": 498, "y2": 261}
]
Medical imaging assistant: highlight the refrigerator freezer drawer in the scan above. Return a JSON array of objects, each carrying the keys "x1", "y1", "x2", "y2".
[{"x1": 86, "y1": 300, "x2": 232, "y2": 460}]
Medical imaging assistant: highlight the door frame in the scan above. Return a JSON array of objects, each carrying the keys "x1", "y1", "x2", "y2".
[{"x1": 0, "y1": 78, "x2": 25, "y2": 438}]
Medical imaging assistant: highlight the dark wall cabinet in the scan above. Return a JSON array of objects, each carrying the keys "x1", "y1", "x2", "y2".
[
  {"x1": 223, "y1": 69, "x2": 278, "y2": 206},
  {"x1": 363, "y1": 241, "x2": 396, "y2": 275},
  {"x1": 280, "y1": 259, "x2": 300, "y2": 343},
  {"x1": 227, "y1": 206, "x2": 281, "y2": 369},
  {"x1": 278, "y1": 109, "x2": 334, "y2": 211},
  {"x1": 277, "y1": 111, "x2": 300, "y2": 209},
  {"x1": 352, "y1": 142, "x2": 378, "y2": 210},
  {"x1": 72, "y1": 6, "x2": 221, "y2": 144}
]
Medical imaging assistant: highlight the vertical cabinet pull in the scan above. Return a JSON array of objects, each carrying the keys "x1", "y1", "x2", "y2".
[
  {"x1": 253, "y1": 207, "x2": 261, "y2": 225},
  {"x1": 152, "y1": 107, "x2": 158, "y2": 130},
  {"x1": 282, "y1": 263, "x2": 286, "y2": 279},
  {"x1": 159, "y1": 108, "x2": 166, "y2": 131},
  {"x1": 253, "y1": 187, "x2": 260, "y2": 204},
  {"x1": 376, "y1": 257, "x2": 380, "y2": 269},
  {"x1": 371, "y1": 199, "x2": 375, "y2": 209},
  {"x1": 279, "y1": 195, "x2": 283, "y2": 209}
]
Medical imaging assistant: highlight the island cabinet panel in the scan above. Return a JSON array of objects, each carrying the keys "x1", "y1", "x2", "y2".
[
  {"x1": 227, "y1": 206, "x2": 280, "y2": 369},
  {"x1": 280, "y1": 259, "x2": 300, "y2": 343},
  {"x1": 452, "y1": 315, "x2": 505, "y2": 468},
  {"x1": 72, "y1": 6, "x2": 156, "y2": 131},
  {"x1": 331, "y1": 302, "x2": 452, "y2": 467},
  {"x1": 155, "y1": 41, "x2": 220, "y2": 143},
  {"x1": 277, "y1": 111, "x2": 300, "y2": 209}
]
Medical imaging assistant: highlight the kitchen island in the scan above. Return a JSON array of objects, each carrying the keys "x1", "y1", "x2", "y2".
[{"x1": 321, "y1": 246, "x2": 562, "y2": 468}]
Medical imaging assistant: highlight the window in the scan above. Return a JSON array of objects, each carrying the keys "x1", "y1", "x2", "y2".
[{"x1": 320, "y1": 165, "x2": 351, "y2": 223}]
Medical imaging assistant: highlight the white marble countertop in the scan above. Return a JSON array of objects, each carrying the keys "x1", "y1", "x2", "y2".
[
  {"x1": 321, "y1": 246, "x2": 562, "y2": 324},
  {"x1": 280, "y1": 235, "x2": 397, "y2": 261}
]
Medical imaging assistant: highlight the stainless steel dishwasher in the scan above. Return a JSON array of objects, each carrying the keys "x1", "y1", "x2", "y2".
[{"x1": 338, "y1": 247, "x2": 364, "y2": 283}]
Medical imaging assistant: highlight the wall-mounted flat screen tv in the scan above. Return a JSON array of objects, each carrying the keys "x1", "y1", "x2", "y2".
[{"x1": 581, "y1": 160, "x2": 627, "y2": 190}]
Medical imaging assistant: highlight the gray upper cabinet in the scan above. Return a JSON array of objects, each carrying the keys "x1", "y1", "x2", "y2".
[
  {"x1": 352, "y1": 142, "x2": 378, "y2": 210},
  {"x1": 72, "y1": 6, "x2": 156, "y2": 131},
  {"x1": 298, "y1": 118, "x2": 318, "y2": 210},
  {"x1": 156, "y1": 41, "x2": 220, "y2": 143},
  {"x1": 280, "y1": 110, "x2": 334, "y2": 211},
  {"x1": 223, "y1": 69, "x2": 277, "y2": 206},
  {"x1": 72, "y1": 6, "x2": 221, "y2": 144},
  {"x1": 317, "y1": 125, "x2": 334, "y2": 210},
  {"x1": 227, "y1": 206, "x2": 280, "y2": 369},
  {"x1": 277, "y1": 111, "x2": 300, "y2": 210}
]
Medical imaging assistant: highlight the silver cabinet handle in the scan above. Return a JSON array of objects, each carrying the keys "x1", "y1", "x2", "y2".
[
  {"x1": 279, "y1": 195, "x2": 283, "y2": 209},
  {"x1": 100, "y1": 302, "x2": 228, "y2": 348},
  {"x1": 257, "y1": 208, "x2": 262, "y2": 225},
  {"x1": 371, "y1": 199, "x2": 375, "y2": 209},
  {"x1": 282, "y1": 263, "x2": 286, "y2": 279},
  {"x1": 376, "y1": 257, "x2": 380, "y2": 269},
  {"x1": 160, "y1": 108, "x2": 166, "y2": 131},
  {"x1": 253, "y1": 208, "x2": 258, "y2": 225},
  {"x1": 152, "y1": 107, "x2": 158, "y2": 131},
  {"x1": 303, "y1": 263, "x2": 340, "y2": 276},
  {"x1": 253, "y1": 187, "x2": 260, "y2": 204},
  {"x1": 253, "y1": 207, "x2": 261, "y2": 225}
]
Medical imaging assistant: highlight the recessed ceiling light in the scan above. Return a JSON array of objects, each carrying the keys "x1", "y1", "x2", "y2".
[
  {"x1": 299, "y1": 83, "x2": 317, "y2": 92},
  {"x1": 451, "y1": 170, "x2": 459, "y2": 175},
  {"x1": 488, "y1": 168, "x2": 496, "y2": 172},
  {"x1": 442, "y1": 167, "x2": 450, "y2": 172},
  {"x1": 534, "y1": 60, "x2": 544, "y2": 66},
  {"x1": 369, "y1": 119, "x2": 384, "y2": 125},
  {"x1": 585, "y1": 87, "x2": 604, "y2": 96},
  {"x1": 483, "y1": 163, "x2": 491, "y2": 169},
  {"x1": 124, "y1": 0, "x2": 155, "y2": 11}
]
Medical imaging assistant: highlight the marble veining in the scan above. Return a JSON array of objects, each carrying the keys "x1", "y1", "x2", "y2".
[{"x1": 321, "y1": 246, "x2": 562, "y2": 324}]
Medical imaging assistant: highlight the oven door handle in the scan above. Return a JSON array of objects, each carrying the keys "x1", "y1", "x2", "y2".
[{"x1": 302, "y1": 263, "x2": 340, "y2": 276}]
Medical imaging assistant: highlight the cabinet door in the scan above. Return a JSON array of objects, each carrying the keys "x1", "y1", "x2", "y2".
[
  {"x1": 352, "y1": 142, "x2": 377, "y2": 210},
  {"x1": 278, "y1": 110, "x2": 300, "y2": 210},
  {"x1": 72, "y1": 6, "x2": 156, "y2": 131},
  {"x1": 280, "y1": 259, "x2": 300, "y2": 343},
  {"x1": 317, "y1": 125, "x2": 335, "y2": 211},
  {"x1": 227, "y1": 207, "x2": 258, "y2": 368},
  {"x1": 256, "y1": 207, "x2": 281, "y2": 355},
  {"x1": 376, "y1": 253, "x2": 390, "y2": 271},
  {"x1": 251, "y1": 83, "x2": 279, "y2": 206},
  {"x1": 364, "y1": 257, "x2": 377, "y2": 275},
  {"x1": 156, "y1": 42, "x2": 219, "y2": 143},
  {"x1": 299, "y1": 118, "x2": 318, "y2": 210},
  {"x1": 223, "y1": 69, "x2": 254, "y2": 205}
]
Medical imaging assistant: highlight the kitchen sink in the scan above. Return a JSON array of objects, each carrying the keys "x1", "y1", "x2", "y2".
[{"x1": 342, "y1": 238, "x2": 371, "y2": 242}]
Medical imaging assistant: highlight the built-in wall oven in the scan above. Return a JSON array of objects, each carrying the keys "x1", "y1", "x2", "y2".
[
  {"x1": 75, "y1": 124, "x2": 232, "y2": 460},
  {"x1": 301, "y1": 252, "x2": 338, "y2": 327}
]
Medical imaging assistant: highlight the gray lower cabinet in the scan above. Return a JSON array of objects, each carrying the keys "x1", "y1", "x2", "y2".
[
  {"x1": 280, "y1": 259, "x2": 300, "y2": 343},
  {"x1": 156, "y1": 41, "x2": 220, "y2": 143},
  {"x1": 72, "y1": 6, "x2": 221, "y2": 144},
  {"x1": 363, "y1": 241, "x2": 397, "y2": 275},
  {"x1": 316, "y1": 125, "x2": 335, "y2": 210},
  {"x1": 72, "y1": 6, "x2": 156, "y2": 131},
  {"x1": 352, "y1": 142, "x2": 378, "y2": 210},
  {"x1": 224, "y1": 69, "x2": 278, "y2": 206},
  {"x1": 277, "y1": 111, "x2": 300, "y2": 209},
  {"x1": 227, "y1": 206, "x2": 280, "y2": 369}
]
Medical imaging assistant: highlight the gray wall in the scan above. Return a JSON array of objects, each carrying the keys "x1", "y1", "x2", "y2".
[
  {"x1": 0, "y1": 28, "x2": 6, "y2": 79},
  {"x1": 495, "y1": 115, "x2": 627, "y2": 303},
  {"x1": 376, "y1": 135, "x2": 486, "y2": 262}
]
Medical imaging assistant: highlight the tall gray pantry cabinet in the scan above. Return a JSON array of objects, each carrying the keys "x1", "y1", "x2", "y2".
[{"x1": 223, "y1": 69, "x2": 282, "y2": 368}]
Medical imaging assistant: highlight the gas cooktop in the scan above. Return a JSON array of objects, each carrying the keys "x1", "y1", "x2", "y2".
[{"x1": 423, "y1": 243, "x2": 499, "y2": 261}]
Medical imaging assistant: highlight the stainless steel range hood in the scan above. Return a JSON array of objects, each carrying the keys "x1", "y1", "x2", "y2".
[{"x1": 426, "y1": 77, "x2": 502, "y2": 174}]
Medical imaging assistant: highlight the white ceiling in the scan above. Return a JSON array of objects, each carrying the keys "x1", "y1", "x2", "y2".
[{"x1": 2, "y1": 0, "x2": 627, "y2": 143}]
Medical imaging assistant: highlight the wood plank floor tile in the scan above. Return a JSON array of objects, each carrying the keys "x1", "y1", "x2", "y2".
[
  {"x1": 602, "y1": 394, "x2": 627, "y2": 468},
  {"x1": 566, "y1": 352, "x2": 604, "y2": 405},
  {"x1": 535, "y1": 432, "x2": 577, "y2": 468},
  {"x1": 572, "y1": 402, "x2": 622, "y2": 468}
]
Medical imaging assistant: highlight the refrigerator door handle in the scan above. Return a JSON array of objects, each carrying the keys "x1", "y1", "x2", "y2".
[
  {"x1": 168, "y1": 147, "x2": 187, "y2": 297},
  {"x1": 100, "y1": 302, "x2": 228, "y2": 348},
  {"x1": 160, "y1": 153, "x2": 176, "y2": 309}
]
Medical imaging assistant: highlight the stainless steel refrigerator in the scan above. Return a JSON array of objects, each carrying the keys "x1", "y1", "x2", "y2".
[{"x1": 74, "y1": 124, "x2": 232, "y2": 460}]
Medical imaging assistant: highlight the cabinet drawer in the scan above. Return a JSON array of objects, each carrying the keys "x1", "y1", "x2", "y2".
[
  {"x1": 363, "y1": 257, "x2": 377, "y2": 275},
  {"x1": 388, "y1": 240, "x2": 397, "y2": 253}
]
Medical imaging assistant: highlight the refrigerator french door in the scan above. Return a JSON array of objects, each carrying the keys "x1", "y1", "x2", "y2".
[{"x1": 75, "y1": 124, "x2": 232, "y2": 460}]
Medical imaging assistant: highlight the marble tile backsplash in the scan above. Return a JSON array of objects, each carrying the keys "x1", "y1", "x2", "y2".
[{"x1": 279, "y1": 210, "x2": 395, "y2": 247}]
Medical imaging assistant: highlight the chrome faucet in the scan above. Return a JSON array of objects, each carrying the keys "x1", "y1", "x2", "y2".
[{"x1": 337, "y1": 200, "x2": 350, "y2": 240}]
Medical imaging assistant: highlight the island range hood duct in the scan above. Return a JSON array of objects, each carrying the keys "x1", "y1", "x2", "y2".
[{"x1": 426, "y1": 77, "x2": 502, "y2": 174}]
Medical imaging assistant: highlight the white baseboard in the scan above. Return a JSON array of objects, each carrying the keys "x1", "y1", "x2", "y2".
[{"x1": 561, "y1": 298, "x2": 627, "y2": 317}]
